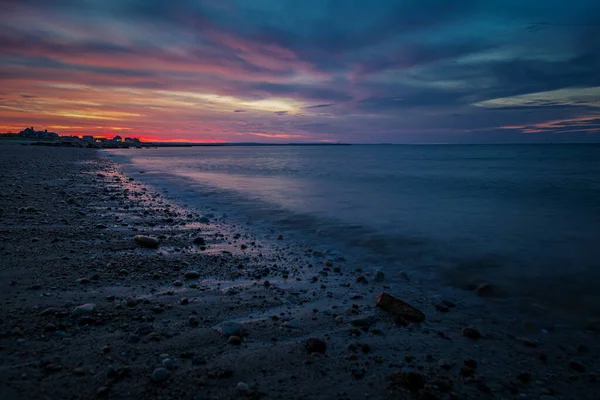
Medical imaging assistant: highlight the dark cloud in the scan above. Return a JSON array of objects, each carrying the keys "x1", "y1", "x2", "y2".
[{"x1": 0, "y1": 0, "x2": 599, "y2": 141}]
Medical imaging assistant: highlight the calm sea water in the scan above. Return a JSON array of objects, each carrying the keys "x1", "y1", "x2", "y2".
[{"x1": 110, "y1": 144, "x2": 600, "y2": 316}]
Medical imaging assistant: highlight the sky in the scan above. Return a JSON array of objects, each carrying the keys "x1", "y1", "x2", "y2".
[{"x1": 1, "y1": 0, "x2": 599, "y2": 143}]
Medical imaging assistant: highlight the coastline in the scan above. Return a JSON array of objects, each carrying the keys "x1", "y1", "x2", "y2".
[{"x1": 0, "y1": 143, "x2": 598, "y2": 399}]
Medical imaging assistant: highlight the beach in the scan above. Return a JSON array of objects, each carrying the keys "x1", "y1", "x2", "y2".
[{"x1": 0, "y1": 143, "x2": 598, "y2": 400}]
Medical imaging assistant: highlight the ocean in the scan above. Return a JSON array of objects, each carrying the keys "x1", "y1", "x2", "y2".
[{"x1": 107, "y1": 144, "x2": 600, "y2": 318}]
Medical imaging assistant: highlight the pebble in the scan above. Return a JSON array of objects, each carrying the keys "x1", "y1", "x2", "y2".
[
  {"x1": 356, "y1": 276, "x2": 368, "y2": 284},
  {"x1": 72, "y1": 303, "x2": 95, "y2": 315},
  {"x1": 126, "y1": 297, "x2": 138, "y2": 307},
  {"x1": 184, "y1": 271, "x2": 200, "y2": 279},
  {"x1": 189, "y1": 315, "x2": 200, "y2": 327},
  {"x1": 228, "y1": 335, "x2": 242, "y2": 345},
  {"x1": 192, "y1": 237, "x2": 205, "y2": 245},
  {"x1": 40, "y1": 307, "x2": 57, "y2": 316},
  {"x1": 236, "y1": 382, "x2": 250, "y2": 393},
  {"x1": 96, "y1": 386, "x2": 110, "y2": 397},
  {"x1": 374, "y1": 270, "x2": 385, "y2": 282},
  {"x1": 151, "y1": 368, "x2": 169, "y2": 382},
  {"x1": 173, "y1": 280, "x2": 183, "y2": 287},
  {"x1": 462, "y1": 327, "x2": 482, "y2": 339},
  {"x1": 569, "y1": 360, "x2": 586, "y2": 372},
  {"x1": 306, "y1": 337, "x2": 327, "y2": 354},
  {"x1": 180, "y1": 297, "x2": 189, "y2": 305},
  {"x1": 134, "y1": 235, "x2": 160, "y2": 248},
  {"x1": 162, "y1": 358, "x2": 176, "y2": 369}
]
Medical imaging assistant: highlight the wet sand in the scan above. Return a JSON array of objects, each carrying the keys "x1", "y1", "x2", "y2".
[{"x1": 0, "y1": 144, "x2": 598, "y2": 400}]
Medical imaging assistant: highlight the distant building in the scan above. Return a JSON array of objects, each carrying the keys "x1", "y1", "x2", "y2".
[
  {"x1": 112, "y1": 135, "x2": 122, "y2": 142},
  {"x1": 124, "y1": 137, "x2": 134, "y2": 143},
  {"x1": 82, "y1": 135, "x2": 94, "y2": 142},
  {"x1": 18, "y1": 127, "x2": 58, "y2": 139}
]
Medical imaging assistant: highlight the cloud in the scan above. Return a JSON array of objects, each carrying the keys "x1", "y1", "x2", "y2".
[{"x1": 0, "y1": 0, "x2": 599, "y2": 142}]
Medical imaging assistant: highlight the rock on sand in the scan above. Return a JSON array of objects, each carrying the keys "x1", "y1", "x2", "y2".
[
  {"x1": 376, "y1": 292, "x2": 425, "y2": 322},
  {"x1": 134, "y1": 235, "x2": 160, "y2": 248}
]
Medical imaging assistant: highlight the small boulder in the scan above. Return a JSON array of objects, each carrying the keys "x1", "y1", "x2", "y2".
[
  {"x1": 151, "y1": 368, "x2": 169, "y2": 382},
  {"x1": 376, "y1": 292, "x2": 425, "y2": 322},
  {"x1": 462, "y1": 327, "x2": 482, "y2": 339},
  {"x1": 184, "y1": 271, "x2": 200, "y2": 279},
  {"x1": 228, "y1": 336, "x2": 242, "y2": 345},
  {"x1": 192, "y1": 237, "x2": 205, "y2": 245},
  {"x1": 72, "y1": 304, "x2": 95, "y2": 315},
  {"x1": 134, "y1": 235, "x2": 159, "y2": 248},
  {"x1": 306, "y1": 337, "x2": 327, "y2": 354}
]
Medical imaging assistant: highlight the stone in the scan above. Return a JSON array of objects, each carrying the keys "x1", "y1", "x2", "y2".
[
  {"x1": 236, "y1": 382, "x2": 250, "y2": 393},
  {"x1": 72, "y1": 303, "x2": 95, "y2": 315},
  {"x1": 374, "y1": 270, "x2": 385, "y2": 282},
  {"x1": 173, "y1": 280, "x2": 183, "y2": 287},
  {"x1": 569, "y1": 360, "x2": 586, "y2": 372},
  {"x1": 126, "y1": 297, "x2": 138, "y2": 307},
  {"x1": 134, "y1": 235, "x2": 159, "y2": 248},
  {"x1": 40, "y1": 307, "x2": 58, "y2": 316},
  {"x1": 228, "y1": 335, "x2": 242, "y2": 345},
  {"x1": 192, "y1": 237, "x2": 205, "y2": 245},
  {"x1": 162, "y1": 358, "x2": 176, "y2": 369},
  {"x1": 189, "y1": 315, "x2": 200, "y2": 327},
  {"x1": 356, "y1": 276, "x2": 368, "y2": 284},
  {"x1": 199, "y1": 217, "x2": 210, "y2": 224},
  {"x1": 72, "y1": 367, "x2": 86, "y2": 376},
  {"x1": 184, "y1": 271, "x2": 200, "y2": 279},
  {"x1": 376, "y1": 292, "x2": 425, "y2": 322},
  {"x1": 462, "y1": 327, "x2": 482, "y2": 339},
  {"x1": 180, "y1": 297, "x2": 189, "y2": 305},
  {"x1": 222, "y1": 321, "x2": 243, "y2": 337},
  {"x1": 96, "y1": 386, "x2": 110, "y2": 397},
  {"x1": 306, "y1": 337, "x2": 327, "y2": 354},
  {"x1": 151, "y1": 368, "x2": 169, "y2": 382}
]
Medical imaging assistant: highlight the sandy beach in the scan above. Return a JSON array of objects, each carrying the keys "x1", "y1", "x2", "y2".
[{"x1": 0, "y1": 143, "x2": 598, "y2": 400}]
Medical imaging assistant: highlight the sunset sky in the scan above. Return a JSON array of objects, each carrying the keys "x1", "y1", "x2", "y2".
[{"x1": 1, "y1": 0, "x2": 599, "y2": 143}]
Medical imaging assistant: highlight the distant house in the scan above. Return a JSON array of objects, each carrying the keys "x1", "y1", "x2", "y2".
[
  {"x1": 124, "y1": 137, "x2": 134, "y2": 143},
  {"x1": 82, "y1": 135, "x2": 94, "y2": 142},
  {"x1": 112, "y1": 135, "x2": 122, "y2": 142},
  {"x1": 18, "y1": 127, "x2": 59, "y2": 139}
]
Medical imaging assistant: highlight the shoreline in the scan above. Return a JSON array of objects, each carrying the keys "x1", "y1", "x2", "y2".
[{"x1": 1, "y1": 144, "x2": 598, "y2": 399}]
